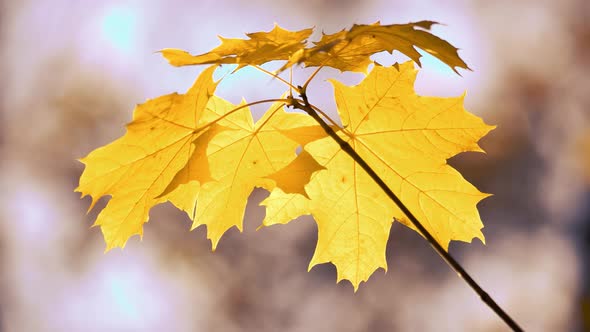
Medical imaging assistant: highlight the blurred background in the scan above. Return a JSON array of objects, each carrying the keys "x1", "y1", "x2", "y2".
[{"x1": 1, "y1": 0, "x2": 589, "y2": 331}]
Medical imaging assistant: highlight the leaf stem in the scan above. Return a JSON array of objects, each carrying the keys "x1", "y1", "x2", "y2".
[
  {"x1": 252, "y1": 65, "x2": 300, "y2": 93},
  {"x1": 198, "y1": 98, "x2": 290, "y2": 131},
  {"x1": 289, "y1": 67, "x2": 294, "y2": 97},
  {"x1": 302, "y1": 65, "x2": 324, "y2": 92},
  {"x1": 255, "y1": 102, "x2": 286, "y2": 132},
  {"x1": 290, "y1": 92, "x2": 524, "y2": 332}
]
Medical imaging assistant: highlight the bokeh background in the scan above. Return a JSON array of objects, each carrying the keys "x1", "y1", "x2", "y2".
[{"x1": 1, "y1": 0, "x2": 589, "y2": 331}]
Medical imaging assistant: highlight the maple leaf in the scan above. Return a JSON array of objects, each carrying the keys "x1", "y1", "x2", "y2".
[
  {"x1": 160, "y1": 24, "x2": 313, "y2": 68},
  {"x1": 76, "y1": 66, "x2": 224, "y2": 249},
  {"x1": 161, "y1": 97, "x2": 324, "y2": 249},
  {"x1": 281, "y1": 21, "x2": 469, "y2": 74},
  {"x1": 263, "y1": 61, "x2": 493, "y2": 289}
]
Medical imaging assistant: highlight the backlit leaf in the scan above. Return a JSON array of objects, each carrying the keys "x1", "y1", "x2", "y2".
[
  {"x1": 263, "y1": 62, "x2": 492, "y2": 289},
  {"x1": 281, "y1": 21, "x2": 469, "y2": 74},
  {"x1": 76, "y1": 66, "x2": 222, "y2": 249},
  {"x1": 161, "y1": 24, "x2": 313, "y2": 68},
  {"x1": 163, "y1": 99, "x2": 321, "y2": 249}
]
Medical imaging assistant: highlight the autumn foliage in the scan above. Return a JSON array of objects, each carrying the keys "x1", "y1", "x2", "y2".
[{"x1": 77, "y1": 22, "x2": 493, "y2": 290}]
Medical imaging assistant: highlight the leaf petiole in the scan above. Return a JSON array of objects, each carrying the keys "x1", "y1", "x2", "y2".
[
  {"x1": 197, "y1": 98, "x2": 291, "y2": 132},
  {"x1": 301, "y1": 65, "x2": 324, "y2": 93},
  {"x1": 251, "y1": 65, "x2": 300, "y2": 93}
]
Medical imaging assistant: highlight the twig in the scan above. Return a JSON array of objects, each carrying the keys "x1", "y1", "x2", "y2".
[{"x1": 305, "y1": 102, "x2": 354, "y2": 139}]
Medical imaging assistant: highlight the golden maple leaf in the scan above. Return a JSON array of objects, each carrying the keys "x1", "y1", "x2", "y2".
[
  {"x1": 160, "y1": 24, "x2": 313, "y2": 68},
  {"x1": 76, "y1": 66, "x2": 224, "y2": 249},
  {"x1": 281, "y1": 21, "x2": 469, "y2": 74},
  {"x1": 161, "y1": 97, "x2": 324, "y2": 249},
  {"x1": 263, "y1": 61, "x2": 493, "y2": 289}
]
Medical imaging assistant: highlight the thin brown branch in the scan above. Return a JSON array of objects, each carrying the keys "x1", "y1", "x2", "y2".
[{"x1": 306, "y1": 103, "x2": 353, "y2": 139}]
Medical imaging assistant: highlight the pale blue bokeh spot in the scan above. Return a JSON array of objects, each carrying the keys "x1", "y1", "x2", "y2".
[
  {"x1": 101, "y1": 6, "x2": 137, "y2": 52},
  {"x1": 106, "y1": 271, "x2": 141, "y2": 321}
]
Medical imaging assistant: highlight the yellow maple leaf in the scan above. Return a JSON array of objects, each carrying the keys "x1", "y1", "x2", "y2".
[
  {"x1": 264, "y1": 61, "x2": 493, "y2": 289},
  {"x1": 162, "y1": 98, "x2": 323, "y2": 249},
  {"x1": 76, "y1": 66, "x2": 223, "y2": 249},
  {"x1": 282, "y1": 21, "x2": 469, "y2": 74},
  {"x1": 160, "y1": 24, "x2": 313, "y2": 68}
]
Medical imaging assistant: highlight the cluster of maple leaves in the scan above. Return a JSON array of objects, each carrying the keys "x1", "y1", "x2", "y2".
[{"x1": 77, "y1": 22, "x2": 493, "y2": 289}]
